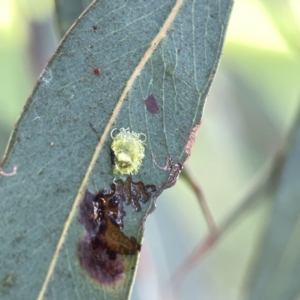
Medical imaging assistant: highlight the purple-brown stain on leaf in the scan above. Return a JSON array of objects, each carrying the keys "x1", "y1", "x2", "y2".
[
  {"x1": 144, "y1": 94, "x2": 159, "y2": 114},
  {"x1": 78, "y1": 177, "x2": 156, "y2": 285}
]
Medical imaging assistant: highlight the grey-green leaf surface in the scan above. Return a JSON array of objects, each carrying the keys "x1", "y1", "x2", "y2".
[
  {"x1": 248, "y1": 112, "x2": 300, "y2": 300},
  {"x1": 0, "y1": 0, "x2": 233, "y2": 299},
  {"x1": 54, "y1": 0, "x2": 93, "y2": 37}
]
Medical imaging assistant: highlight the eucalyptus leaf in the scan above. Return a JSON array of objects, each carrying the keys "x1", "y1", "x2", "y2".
[
  {"x1": 248, "y1": 112, "x2": 300, "y2": 300},
  {"x1": 0, "y1": 0, "x2": 233, "y2": 299},
  {"x1": 54, "y1": 0, "x2": 93, "y2": 37}
]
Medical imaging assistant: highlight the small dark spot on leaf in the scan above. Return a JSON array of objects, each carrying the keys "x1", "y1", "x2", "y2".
[
  {"x1": 178, "y1": 48, "x2": 181, "y2": 53},
  {"x1": 93, "y1": 67, "x2": 101, "y2": 76},
  {"x1": 92, "y1": 25, "x2": 98, "y2": 31},
  {"x1": 0, "y1": 275, "x2": 14, "y2": 294},
  {"x1": 89, "y1": 123, "x2": 100, "y2": 140},
  {"x1": 3, "y1": 276, "x2": 13, "y2": 287},
  {"x1": 78, "y1": 178, "x2": 156, "y2": 285},
  {"x1": 12, "y1": 236, "x2": 24, "y2": 245},
  {"x1": 144, "y1": 94, "x2": 159, "y2": 114},
  {"x1": 110, "y1": 149, "x2": 116, "y2": 165}
]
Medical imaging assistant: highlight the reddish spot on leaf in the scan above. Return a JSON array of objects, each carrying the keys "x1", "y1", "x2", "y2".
[
  {"x1": 144, "y1": 94, "x2": 159, "y2": 114},
  {"x1": 78, "y1": 177, "x2": 156, "y2": 285},
  {"x1": 93, "y1": 67, "x2": 101, "y2": 76},
  {"x1": 185, "y1": 122, "x2": 202, "y2": 156}
]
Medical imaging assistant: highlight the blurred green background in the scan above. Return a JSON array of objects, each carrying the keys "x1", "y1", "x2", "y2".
[{"x1": 1, "y1": 0, "x2": 300, "y2": 299}]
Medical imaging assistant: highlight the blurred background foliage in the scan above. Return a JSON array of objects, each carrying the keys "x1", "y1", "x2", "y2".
[{"x1": 1, "y1": 0, "x2": 300, "y2": 299}]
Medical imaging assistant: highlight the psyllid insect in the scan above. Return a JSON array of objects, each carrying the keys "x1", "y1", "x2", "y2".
[{"x1": 110, "y1": 128, "x2": 146, "y2": 176}]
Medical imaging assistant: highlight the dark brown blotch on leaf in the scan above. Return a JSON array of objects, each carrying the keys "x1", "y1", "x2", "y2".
[
  {"x1": 78, "y1": 177, "x2": 156, "y2": 285},
  {"x1": 144, "y1": 94, "x2": 159, "y2": 114},
  {"x1": 112, "y1": 176, "x2": 156, "y2": 212}
]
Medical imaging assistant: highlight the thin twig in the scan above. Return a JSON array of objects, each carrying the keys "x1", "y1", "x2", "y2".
[
  {"x1": 172, "y1": 155, "x2": 281, "y2": 287},
  {"x1": 181, "y1": 164, "x2": 217, "y2": 233}
]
